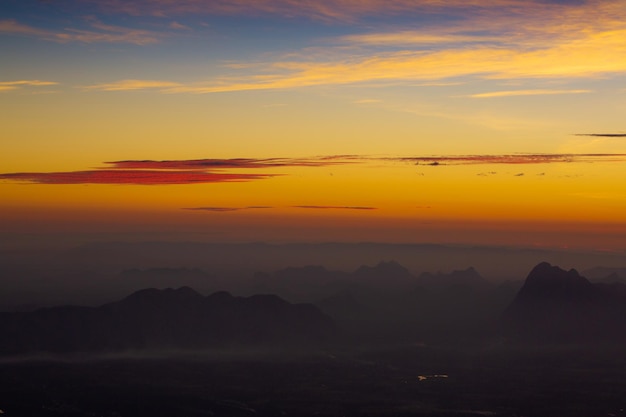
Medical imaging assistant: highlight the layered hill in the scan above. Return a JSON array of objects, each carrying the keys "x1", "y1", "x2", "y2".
[{"x1": 0, "y1": 287, "x2": 335, "y2": 355}]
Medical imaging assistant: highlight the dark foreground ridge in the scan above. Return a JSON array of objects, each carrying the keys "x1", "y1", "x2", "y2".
[
  {"x1": 502, "y1": 262, "x2": 626, "y2": 344},
  {"x1": 0, "y1": 287, "x2": 335, "y2": 355}
]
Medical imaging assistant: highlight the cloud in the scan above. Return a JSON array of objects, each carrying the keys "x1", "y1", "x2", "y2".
[
  {"x1": 0, "y1": 19, "x2": 160, "y2": 45},
  {"x1": 88, "y1": 26, "x2": 626, "y2": 93},
  {"x1": 0, "y1": 80, "x2": 59, "y2": 92},
  {"x1": 85, "y1": 0, "x2": 494, "y2": 21},
  {"x1": 0, "y1": 170, "x2": 275, "y2": 185},
  {"x1": 187, "y1": 204, "x2": 377, "y2": 211},
  {"x1": 391, "y1": 153, "x2": 626, "y2": 165},
  {"x1": 79, "y1": 1, "x2": 626, "y2": 93},
  {"x1": 89, "y1": 0, "x2": 605, "y2": 23},
  {"x1": 340, "y1": 32, "x2": 500, "y2": 46},
  {"x1": 105, "y1": 156, "x2": 357, "y2": 169},
  {"x1": 0, "y1": 155, "x2": 358, "y2": 186},
  {"x1": 0, "y1": 80, "x2": 58, "y2": 87},
  {"x1": 183, "y1": 206, "x2": 273, "y2": 211},
  {"x1": 169, "y1": 21, "x2": 191, "y2": 30},
  {"x1": 3, "y1": 153, "x2": 625, "y2": 186},
  {"x1": 293, "y1": 205, "x2": 377, "y2": 210},
  {"x1": 469, "y1": 89, "x2": 592, "y2": 98},
  {"x1": 575, "y1": 133, "x2": 626, "y2": 138},
  {"x1": 183, "y1": 207, "x2": 241, "y2": 212},
  {"x1": 0, "y1": 19, "x2": 49, "y2": 37},
  {"x1": 85, "y1": 80, "x2": 183, "y2": 92}
]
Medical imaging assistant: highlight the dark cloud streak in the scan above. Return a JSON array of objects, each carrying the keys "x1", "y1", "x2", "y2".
[
  {"x1": 391, "y1": 153, "x2": 626, "y2": 165},
  {"x1": 107, "y1": 156, "x2": 357, "y2": 170},
  {"x1": 575, "y1": 133, "x2": 626, "y2": 138},
  {"x1": 0, "y1": 170, "x2": 276, "y2": 185},
  {"x1": 293, "y1": 205, "x2": 377, "y2": 210},
  {"x1": 183, "y1": 206, "x2": 274, "y2": 211}
]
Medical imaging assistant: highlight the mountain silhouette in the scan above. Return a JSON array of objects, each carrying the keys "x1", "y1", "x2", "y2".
[
  {"x1": 0, "y1": 287, "x2": 335, "y2": 355},
  {"x1": 583, "y1": 266, "x2": 626, "y2": 283},
  {"x1": 502, "y1": 262, "x2": 626, "y2": 344},
  {"x1": 352, "y1": 260, "x2": 415, "y2": 287},
  {"x1": 417, "y1": 266, "x2": 491, "y2": 292}
]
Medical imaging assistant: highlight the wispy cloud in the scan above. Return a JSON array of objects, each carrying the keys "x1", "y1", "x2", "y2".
[
  {"x1": 390, "y1": 153, "x2": 626, "y2": 166},
  {"x1": 169, "y1": 21, "x2": 191, "y2": 30},
  {"x1": 0, "y1": 80, "x2": 59, "y2": 92},
  {"x1": 0, "y1": 156, "x2": 358, "y2": 186},
  {"x1": 0, "y1": 19, "x2": 160, "y2": 45},
  {"x1": 340, "y1": 32, "x2": 499, "y2": 46},
  {"x1": 575, "y1": 133, "x2": 626, "y2": 138},
  {"x1": 0, "y1": 80, "x2": 58, "y2": 87},
  {"x1": 80, "y1": 1, "x2": 626, "y2": 92},
  {"x1": 87, "y1": 26, "x2": 626, "y2": 93},
  {"x1": 469, "y1": 89, "x2": 592, "y2": 98},
  {"x1": 0, "y1": 170, "x2": 275, "y2": 185},
  {"x1": 293, "y1": 205, "x2": 377, "y2": 210},
  {"x1": 353, "y1": 99, "x2": 381, "y2": 104},
  {"x1": 85, "y1": 80, "x2": 183, "y2": 92},
  {"x1": 3, "y1": 154, "x2": 625, "y2": 186},
  {"x1": 183, "y1": 206, "x2": 273, "y2": 211},
  {"x1": 90, "y1": 0, "x2": 599, "y2": 23},
  {"x1": 105, "y1": 156, "x2": 358, "y2": 169}
]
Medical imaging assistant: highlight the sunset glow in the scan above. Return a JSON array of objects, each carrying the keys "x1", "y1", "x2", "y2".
[{"x1": 1, "y1": 0, "x2": 626, "y2": 251}]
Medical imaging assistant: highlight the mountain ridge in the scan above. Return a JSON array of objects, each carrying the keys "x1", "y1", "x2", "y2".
[{"x1": 0, "y1": 287, "x2": 335, "y2": 356}]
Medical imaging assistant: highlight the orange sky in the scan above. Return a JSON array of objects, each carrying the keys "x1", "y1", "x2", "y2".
[{"x1": 1, "y1": 0, "x2": 626, "y2": 251}]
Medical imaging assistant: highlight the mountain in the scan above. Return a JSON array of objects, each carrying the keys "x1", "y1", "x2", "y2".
[
  {"x1": 116, "y1": 267, "x2": 217, "y2": 293},
  {"x1": 352, "y1": 260, "x2": 416, "y2": 288},
  {"x1": 0, "y1": 287, "x2": 335, "y2": 355},
  {"x1": 583, "y1": 266, "x2": 626, "y2": 285},
  {"x1": 583, "y1": 266, "x2": 626, "y2": 280},
  {"x1": 252, "y1": 265, "x2": 352, "y2": 302},
  {"x1": 417, "y1": 266, "x2": 491, "y2": 292},
  {"x1": 502, "y1": 262, "x2": 626, "y2": 344}
]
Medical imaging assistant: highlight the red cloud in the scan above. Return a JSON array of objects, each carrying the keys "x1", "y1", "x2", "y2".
[
  {"x1": 106, "y1": 156, "x2": 355, "y2": 170},
  {"x1": 0, "y1": 170, "x2": 276, "y2": 185}
]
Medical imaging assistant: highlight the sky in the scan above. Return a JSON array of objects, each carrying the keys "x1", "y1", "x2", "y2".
[{"x1": 1, "y1": 0, "x2": 626, "y2": 251}]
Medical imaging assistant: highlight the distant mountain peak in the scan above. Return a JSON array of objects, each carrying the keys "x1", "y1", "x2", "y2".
[
  {"x1": 522, "y1": 262, "x2": 590, "y2": 294},
  {"x1": 417, "y1": 266, "x2": 489, "y2": 290},
  {"x1": 355, "y1": 260, "x2": 410, "y2": 275},
  {"x1": 502, "y1": 262, "x2": 626, "y2": 344},
  {"x1": 124, "y1": 286, "x2": 202, "y2": 301},
  {"x1": 352, "y1": 261, "x2": 414, "y2": 287}
]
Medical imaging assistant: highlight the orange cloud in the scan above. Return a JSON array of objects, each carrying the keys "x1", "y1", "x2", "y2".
[
  {"x1": 0, "y1": 80, "x2": 59, "y2": 92},
  {"x1": 79, "y1": 1, "x2": 626, "y2": 92},
  {"x1": 468, "y1": 89, "x2": 592, "y2": 98},
  {"x1": 88, "y1": 25, "x2": 626, "y2": 93},
  {"x1": 85, "y1": 80, "x2": 183, "y2": 91}
]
